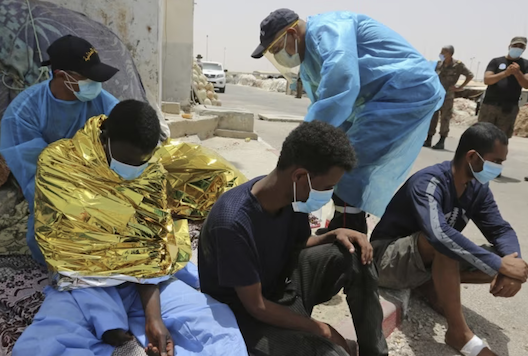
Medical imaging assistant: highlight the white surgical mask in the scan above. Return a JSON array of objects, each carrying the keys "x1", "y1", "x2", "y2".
[
  {"x1": 108, "y1": 139, "x2": 148, "y2": 180},
  {"x1": 274, "y1": 34, "x2": 301, "y2": 69},
  {"x1": 292, "y1": 174, "x2": 333, "y2": 213},
  {"x1": 63, "y1": 71, "x2": 102, "y2": 102}
]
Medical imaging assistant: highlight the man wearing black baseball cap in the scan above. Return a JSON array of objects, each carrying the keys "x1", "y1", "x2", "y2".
[{"x1": 0, "y1": 35, "x2": 120, "y2": 266}]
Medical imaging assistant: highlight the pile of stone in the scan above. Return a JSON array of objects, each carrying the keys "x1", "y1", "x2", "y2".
[
  {"x1": 192, "y1": 62, "x2": 222, "y2": 107},
  {"x1": 230, "y1": 73, "x2": 288, "y2": 93},
  {"x1": 513, "y1": 106, "x2": 528, "y2": 137},
  {"x1": 451, "y1": 98, "x2": 477, "y2": 127}
]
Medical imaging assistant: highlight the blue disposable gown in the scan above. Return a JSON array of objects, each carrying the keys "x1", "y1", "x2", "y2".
[
  {"x1": 12, "y1": 278, "x2": 248, "y2": 356},
  {"x1": 0, "y1": 80, "x2": 118, "y2": 264},
  {"x1": 301, "y1": 12, "x2": 445, "y2": 217}
]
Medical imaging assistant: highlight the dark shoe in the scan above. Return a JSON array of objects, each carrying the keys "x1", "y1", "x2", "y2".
[
  {"x1": 525, "y1": 176, "x2": 528, "y2": 182},
  {"x1": 423, "y1": 135, "x2": 433, "y2": 147},
  {"x1": 432, "y1": 136, "x2": 446, "y2": 150}
]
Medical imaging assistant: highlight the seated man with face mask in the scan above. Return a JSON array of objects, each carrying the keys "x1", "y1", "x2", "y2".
[
  {"x1": 13, "y1": 100, "x2": 248, "y2": 356},
  {"x1": 371, "y1": 123, "x2": 527, "y2": 356},
  {"x1": 198, "y1": 121, "x2": 388, "y2": 356}
]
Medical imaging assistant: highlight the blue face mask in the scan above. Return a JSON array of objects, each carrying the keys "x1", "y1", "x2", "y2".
[
  {"x1": 439, "y1": 54, "x2": 445, "y2": 61},
  {"x1": 468, "y1": 152, "x2": 503, "y2": 184},
  {"x1": 509, "y1": 47, "x2": 525, "y2": 59},
  {"x1": 292, "y1": 174, "x2": 333, "y2": 213},
  {"x1": 64, "y1": 72, "x2": 103, "y2": 102},
  {"x1": 108, "y1": 139, "x2": 148, "y2": 180}
]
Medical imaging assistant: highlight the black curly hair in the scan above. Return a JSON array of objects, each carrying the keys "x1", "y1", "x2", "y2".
[
  {"x1": 106, "y1": 99, "x2": 160, "y2": 154},
  {"x1": 277, "y1": 121, "x2": 356, "y2": 175}
]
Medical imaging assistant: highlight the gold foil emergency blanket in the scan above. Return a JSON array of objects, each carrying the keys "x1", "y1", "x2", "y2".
[
  {"x1": 156, "y1": 141, "x2": 247, "y2": 220},
  {"x1": 34, "y1": 116, "x2": 191, "y2": 290}
]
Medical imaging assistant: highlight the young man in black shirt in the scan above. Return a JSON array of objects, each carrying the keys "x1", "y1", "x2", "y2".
[
  {"x1": 198, "y1": 121, "x2": 388, "y2": 356},
  {"x1": 479, "y1": 36, "x2": 528, "y2": 138}
]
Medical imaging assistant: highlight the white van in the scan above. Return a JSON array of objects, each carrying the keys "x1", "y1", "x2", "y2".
[{"x1": 202, "y1": 61, "x2": 226, "y2": 93}]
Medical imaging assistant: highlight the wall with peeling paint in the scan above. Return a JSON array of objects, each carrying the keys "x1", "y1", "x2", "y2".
[
  {"x1": 46, "y1": 0, "x2": 162, "y2": 103},
  {"x1": 162, "y1": 0, "x2": 193, "y2": 104}
]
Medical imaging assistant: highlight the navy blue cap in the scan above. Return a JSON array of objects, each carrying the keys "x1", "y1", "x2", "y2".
[
  {"x1": 41, "y1": 35, "x2": 118, "y2": 82},
  {"x1": 252, "y1": 9, "x2": 299, "y2": 59}
]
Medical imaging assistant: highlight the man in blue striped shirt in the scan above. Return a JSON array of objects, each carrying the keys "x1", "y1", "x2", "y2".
[{"x1": 372, "y1": 122, "x2": 527, "y2": 356}]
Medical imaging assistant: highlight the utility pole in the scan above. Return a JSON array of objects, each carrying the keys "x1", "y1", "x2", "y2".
[
  {"x1": 206, "y1": 35, "x2": 209, "y2": 61},
  {"x1": 469, "y1": 57, "x2": 475, "y2": 72},
  {"x1": 476, "y1": 61, "x2": 481, "y2": 81}
]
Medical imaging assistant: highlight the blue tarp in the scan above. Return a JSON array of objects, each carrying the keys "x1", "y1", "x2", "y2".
[{"x1": 301, "y1": 12, "x2": 445, "y2": 217}]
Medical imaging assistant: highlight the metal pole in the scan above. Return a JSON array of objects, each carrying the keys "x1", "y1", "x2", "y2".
[
  {"x1": 476, "y1": 62, "x2": 481, "y2": 81},
  {"x1": 469, "y1": 57, "x2": 475, "y2": 72},
  {"x1": 206, "y1": 35, "x2": 209, "y2": 61}
]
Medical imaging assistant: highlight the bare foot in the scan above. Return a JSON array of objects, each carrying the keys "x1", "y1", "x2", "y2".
[
  {"x1": 101, "y1": 328, "x2": 134, "y2": 346},
  {"x1": 145, "y1": 343, "x2": 160, "y2": 356},
  {"x1": 445, "y1": 329, "x2": 497, "y2": 356}
]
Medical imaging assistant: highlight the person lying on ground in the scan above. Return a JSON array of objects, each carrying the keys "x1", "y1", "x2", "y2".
[
  {"x1": 252, "y1": 8, "x2": 445, "y2": 233},
  {"x1": 13, "y1": 100, "x2": 247, "y2": 356},
  {"x1": 198, "y1": 121, "x2": 389, "y2": 356},
  {"x1": 371, "y1": 122, "x2": 527, "y2": 356}
]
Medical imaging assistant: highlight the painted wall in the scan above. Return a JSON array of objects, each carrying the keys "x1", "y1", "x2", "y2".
[
  {"x1": 162, "y1": 0, "x2": 193, "y2": 104},
  {"x1": 46, "y1": 0, "x2": 162, "y2": 103}
]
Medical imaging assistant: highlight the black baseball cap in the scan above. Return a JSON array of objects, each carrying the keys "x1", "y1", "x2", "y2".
[
  {"x1": 251, "y1": 9, "x2": 299, "y2": 59},
  {"x1": 41, "y1": 35, "x2": 119, "y2": 82}
]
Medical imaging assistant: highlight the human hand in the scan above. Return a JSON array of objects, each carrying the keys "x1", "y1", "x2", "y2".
[
  {"x1": 499, "y1": 253, "x2": 528, "y2": 282},
  {"x1": 334, "y1": 228, "x2": 373, "y2": 265},
  {"x1": 490, "y1": 274, "x2": 523, "y2": 298},
  {"x1": 505, "y1": 64, "x2": 519, "y2": 76},
  {"x1": 145, "y1": 318, "x2": 174, "y2": 356},
  {"x1": 317, "y1": 322, "x2": 351, "y2": 355}
]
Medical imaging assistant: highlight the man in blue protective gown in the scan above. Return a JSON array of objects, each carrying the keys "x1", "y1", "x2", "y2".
[
  {"x1": 252, "y1": 9, "x2": 445, "y2": 231},
  {"x1": 0, "y1": 35, "x2": 119, "y2": 264}
]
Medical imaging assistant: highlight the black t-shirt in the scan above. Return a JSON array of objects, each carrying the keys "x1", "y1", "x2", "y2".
[
  {"x1": 198, "y1": 177, "x2": 311, "y2": 305},
  {"x1": 484, "y1": 56, "x2": 528, "y2": 105}
]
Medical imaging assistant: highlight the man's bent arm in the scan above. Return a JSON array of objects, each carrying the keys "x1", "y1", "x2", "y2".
[
  {"x1": 235, "y1": 283, "x2": 324, "y2": 335},
  {"x1": 513, "y1": 70, "x2": 528, "y2": 89},
  {"x1": 305, "y1": 231, "x2": 337, "y2": 248},
  {"x1": 457, "y1": 75, "x2": 474, "y2": 90},
  {"x1": 484, "y1": 70, "x2": 508, "y2": 86},
  {"x1": 138, "y1": 284, "x2": 162, "y2": 321},
  {"x1": 411, "y1": 176, "x2": 502, "y2": 276}
]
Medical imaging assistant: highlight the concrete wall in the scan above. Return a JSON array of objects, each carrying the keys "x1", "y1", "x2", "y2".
[
  {"x1": 162, "y1": 0, "x2": 193, "y2": 104},
  {"x1": 46, "y1": 0, "x2": 163, "y2": 103}
]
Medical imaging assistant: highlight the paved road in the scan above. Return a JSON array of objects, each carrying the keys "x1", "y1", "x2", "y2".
[{"x1": 221, "y1": 84, "x2": 528, "y2": 355}]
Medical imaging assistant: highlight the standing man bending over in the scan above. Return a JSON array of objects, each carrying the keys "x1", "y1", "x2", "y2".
[
  {"x1": 199, "y1": 121, "x2": 388, "y2": 356},
  {"x1": 251, "y1": 9, "x2": 444, "y2": 232},
  {"x1": 371, "y1": 122, "x2": 527, "y2": 356}
]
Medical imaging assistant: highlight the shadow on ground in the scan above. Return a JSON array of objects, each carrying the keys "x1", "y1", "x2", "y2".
[{"x1": 391, "y1": 297, "x2": 510, "y2": 356}]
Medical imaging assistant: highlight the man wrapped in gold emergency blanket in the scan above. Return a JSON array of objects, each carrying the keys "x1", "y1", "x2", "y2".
[{"x1": 34, "y1": 114, "x2": 246, "y2": 290}]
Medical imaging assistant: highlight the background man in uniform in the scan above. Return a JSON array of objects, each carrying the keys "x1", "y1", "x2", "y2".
[
  {"x1": 479, "y1": 37, "x2": 528, "y2": 138},
  {"x1": 425, "y1": 45, "x2": 474, "y2": 150}
]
